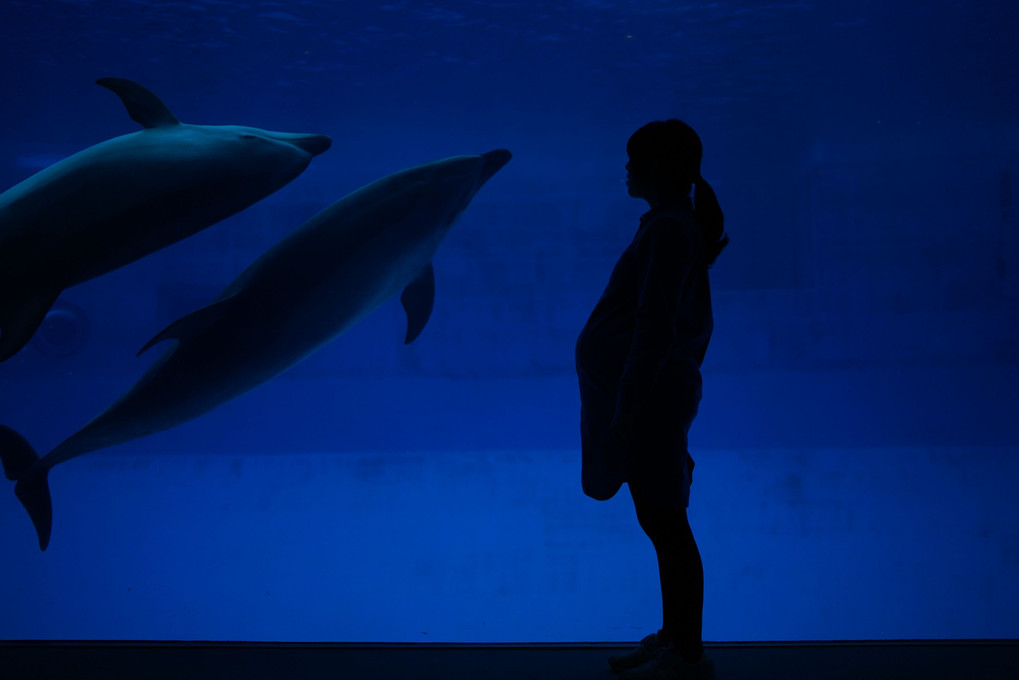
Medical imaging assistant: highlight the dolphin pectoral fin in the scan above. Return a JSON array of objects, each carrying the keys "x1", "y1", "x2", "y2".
[
  {"x1": 137, "y1": 298, "x2": 233, "y2": 357},
  {"x1": 400, "y1": 263, "x2": 435, "y2": 344},
  {"x1": 0, "y1": 288, "x2": 61, "y2": 362},
  {"x1": 96, "y1": 78, "x2": 181, "y2": 129}
]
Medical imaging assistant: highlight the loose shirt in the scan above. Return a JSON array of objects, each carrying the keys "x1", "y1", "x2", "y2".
[{"x1": 575, "y1": 198, "x2": 713, "y2": 508}]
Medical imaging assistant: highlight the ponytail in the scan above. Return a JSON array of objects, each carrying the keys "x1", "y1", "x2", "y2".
[{"x1": 693, "y1": 176, "x2": 728, "y2": 267}]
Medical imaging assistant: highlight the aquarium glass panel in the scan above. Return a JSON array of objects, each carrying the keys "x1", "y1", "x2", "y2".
[{"x1": 1, "y1": 0, "x2": 1017, "y2": 642}]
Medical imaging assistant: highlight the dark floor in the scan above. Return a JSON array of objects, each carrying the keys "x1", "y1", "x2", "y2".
[{"x1": 1, "y1": 640, "x2": 1017, "y2": 680}]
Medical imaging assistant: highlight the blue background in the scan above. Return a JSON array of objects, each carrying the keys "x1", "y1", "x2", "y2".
[{"x1": 0, "y1": 0, "x2": 1017, "y2": 642}]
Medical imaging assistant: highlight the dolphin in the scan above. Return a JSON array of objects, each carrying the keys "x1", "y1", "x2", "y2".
[
  {"x1": 0, "y1": 149, "x2": 511, "y2": 550},
  {"x1": 0, "y1": 78, "x2": 332, "y2": 362}
]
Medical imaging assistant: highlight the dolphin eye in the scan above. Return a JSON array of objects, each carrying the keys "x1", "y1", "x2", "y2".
[{"x1": 240, "y1": 134, "x2": 257, "y2": 140}]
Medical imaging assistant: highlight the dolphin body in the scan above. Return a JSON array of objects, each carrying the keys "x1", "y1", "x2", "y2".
[
  {"x1": 0, "y1": 149, "x2": 512, "y2": 550},
  {"x1": 0, "y1": 78, "x2": 332, "y2": 362}
]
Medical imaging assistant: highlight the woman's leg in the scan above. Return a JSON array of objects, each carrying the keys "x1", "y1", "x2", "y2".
[{"x1": 631, "y1": 488, "x2": 704, "y2": 664}]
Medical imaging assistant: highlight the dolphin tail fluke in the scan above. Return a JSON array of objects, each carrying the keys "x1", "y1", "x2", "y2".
[
  {"x1": 0, "y1": 426, "x2": 52, "y2": 551},
  {"x1": 0, "y1": 289, "x2": 60, "y2": 362}
]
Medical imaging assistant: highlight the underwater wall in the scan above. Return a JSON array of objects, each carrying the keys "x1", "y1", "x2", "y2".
[{"x1": 0, "y1": 0, "x2": 1017, "y2": 642}]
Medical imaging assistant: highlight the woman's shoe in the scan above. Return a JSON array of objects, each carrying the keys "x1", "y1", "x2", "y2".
[{"x1": 608, "y1": 630, "x2": 669, "y2": 672}]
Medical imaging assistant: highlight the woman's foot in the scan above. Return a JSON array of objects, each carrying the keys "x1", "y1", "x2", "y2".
[{"x1": 608, "y1": 630, "x2": 670, "y2": 672}]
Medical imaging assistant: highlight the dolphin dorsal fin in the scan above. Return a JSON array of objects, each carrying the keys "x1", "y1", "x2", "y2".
[
  {"x1": 137, "y1": 297, "x2": 233, "y2": 357},
  {"x1": 400, "y1": 262, "x2": 435, "y2": 344},
  {"x1": 96, "y1": 77, "x2": 181, "y2": 129}
]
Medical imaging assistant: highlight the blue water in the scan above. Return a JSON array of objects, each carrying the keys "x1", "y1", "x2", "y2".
[{"x1": 1, "y1": 0, "x2": 1018, "y2": 642}]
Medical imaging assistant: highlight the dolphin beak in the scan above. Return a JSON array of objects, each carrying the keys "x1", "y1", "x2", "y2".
[
  {"x1": 479, "y1": 149, "x2": 512, "y2": 184},
  {"x1": 291, "y1": 134, "x2": 332, "y2": 157},
  {"x1": 263, "y1": 132, "x2": 332, "y2": 157}
]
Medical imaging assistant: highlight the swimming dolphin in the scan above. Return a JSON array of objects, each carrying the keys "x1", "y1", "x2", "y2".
[
  {"x1": 0, "y1": 149, "x2": 511, "y2": 550},
  {"x1": 0, "y1": 78, "x2": 332, "y2": 362}
]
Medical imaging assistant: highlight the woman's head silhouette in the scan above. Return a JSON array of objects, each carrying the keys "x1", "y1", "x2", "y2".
[
  {"x1": 627, "y1": 119, "x2": 703, "y2": 189},
  {"x1": 626, "y1": 119, "x2": 728, "y2": 267}
]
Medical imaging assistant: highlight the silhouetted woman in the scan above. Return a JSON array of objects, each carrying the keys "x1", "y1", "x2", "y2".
[{"x1": 576, "y1": 120, "x2": 726, "y2": 680}]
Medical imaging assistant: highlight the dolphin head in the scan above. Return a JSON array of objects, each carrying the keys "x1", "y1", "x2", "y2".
[
  {"x1": 246, "y1": 128, "x2": 333, "y2": 157},
  {"x1": 415, "y1": 149, "x2": 512, "y2": 229},
  {"x1": 478, "y1": 149, "x2": 512, "y2": 185},
  {"x1": 455, "y1": 148, "x2": 511, "y2": 221},
  {"x1": 221, "y1": 125, "x2": 332, "y2": 159},
  {"x1": 314, "y1": 149, "x2": 511, "y2": 269},
  {"x1": 467, "y1": 149, "x2": 512, "y2": 205},
  {"x1": 169, "y1": 124, "x2": 331, "y2": 194}
]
